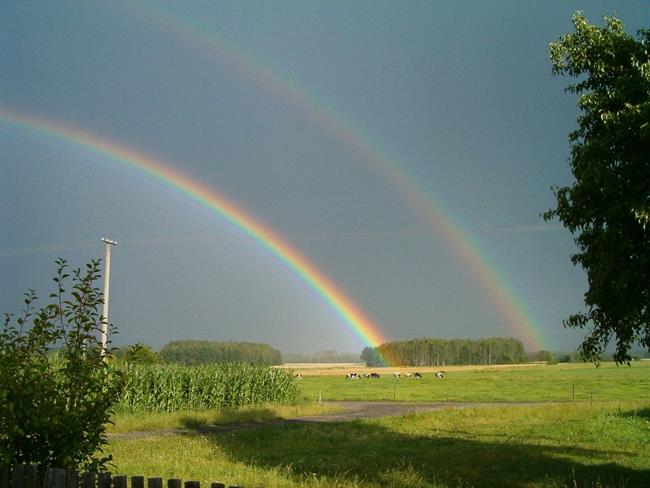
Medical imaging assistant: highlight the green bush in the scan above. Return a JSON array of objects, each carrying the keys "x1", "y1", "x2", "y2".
[{"x1": 0, "y1": 259, "x2": 123, "y2": 472}]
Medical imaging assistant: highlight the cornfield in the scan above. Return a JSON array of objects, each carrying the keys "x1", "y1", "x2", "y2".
[{"x1": 116, "y1": 363, "x2": 298, "y2": 413}]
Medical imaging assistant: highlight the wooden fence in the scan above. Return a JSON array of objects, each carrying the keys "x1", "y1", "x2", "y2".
[{"x1": 0, "y1": 465, "x2": 243, "y2": 488}]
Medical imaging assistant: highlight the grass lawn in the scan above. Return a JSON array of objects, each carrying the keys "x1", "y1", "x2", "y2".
[
  {"x1": 295, "y1": 361, "x2": 650, "y2": 403},
  {"x1": 107, "y1": 402, "x2": 650, "y2": 488},
  {"x1": 106, "y1": 363, "x2": 650, "y2": 487},
  {"x1": 108, "y1": 403, "x2": 341, "y2": 433}
]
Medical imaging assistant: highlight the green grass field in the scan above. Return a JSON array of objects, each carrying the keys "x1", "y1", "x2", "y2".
[
  {"x1": 106, "y1": 362, "x2": 650, "y2": 487},
  {"x1": 296, "y1": 362, "x2": 650, "y2": 403}
]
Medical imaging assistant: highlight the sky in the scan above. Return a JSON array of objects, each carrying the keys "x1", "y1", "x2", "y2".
[{"x1": 2, "y1": 1, "x2": 648, "y2": 355}]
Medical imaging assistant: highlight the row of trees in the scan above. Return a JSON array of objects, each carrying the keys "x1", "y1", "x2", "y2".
[
  {"x1": 282, "y1": 350, "x2": 361, "y2": 363},
  {"x1": 361, "y1": 337, "x2": 528, "y2": 367},
  {"x1": 158, "y1": 340, "x2": 282, "y2": 365}
]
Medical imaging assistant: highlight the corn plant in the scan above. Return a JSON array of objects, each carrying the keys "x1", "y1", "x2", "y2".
[{"x1": 116, "y1": 363, "x2": 298, "y2": 413}]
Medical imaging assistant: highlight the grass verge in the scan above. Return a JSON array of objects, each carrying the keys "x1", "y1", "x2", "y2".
[
  {"x1": 107, "y1": 401, "x2": 650, "y2": 487},
  {"x1": 108, "y1": 402, "x2": 341, "y2": 434}
]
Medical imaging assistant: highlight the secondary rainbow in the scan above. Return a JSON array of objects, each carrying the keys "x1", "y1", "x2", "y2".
[
  {"x1": 0, "y1": 109, "x2": 392, "y2": 356},
  {"x1": 124, "y1": 3, "x2": 546, "y2": 351}
]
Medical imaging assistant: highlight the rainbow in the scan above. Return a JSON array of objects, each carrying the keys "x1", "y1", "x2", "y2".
[
  {"x1": 0, "y1": 109, "x2": 395, "y2": 361},
  {"x1": 121, "y1": 4, "x2": 546, "y2": 351}
]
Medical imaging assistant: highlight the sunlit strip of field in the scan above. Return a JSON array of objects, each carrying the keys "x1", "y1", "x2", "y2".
[{"x1": 276, "y1": 361, "x2": 551, "y2": 376}]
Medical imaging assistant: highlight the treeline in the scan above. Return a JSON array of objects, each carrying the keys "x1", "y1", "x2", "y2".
[
  {"x1": 533, "y1": 349, "x2": 650, "y2": 363},
  {"x1": 158, "y1": 340, "x2": 282, "y2": 365},
  {"x1": 282, "y1": 350, "x2": 361, "y2": 363},
  {"x1": 362, "y1": 337, "x2": 528, "y2": 367}
]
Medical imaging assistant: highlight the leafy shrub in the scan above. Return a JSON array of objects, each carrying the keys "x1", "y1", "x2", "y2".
[{"x1": 0, "y1": 259, "x2": 123, "y2": 472}]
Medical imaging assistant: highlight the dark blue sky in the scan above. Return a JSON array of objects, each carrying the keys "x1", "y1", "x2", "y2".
[{"x1": 2, "y1": 1, "x2": 648, "y2": 353}]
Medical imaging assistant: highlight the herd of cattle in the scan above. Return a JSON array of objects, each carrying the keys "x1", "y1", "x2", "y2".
[
  {"x1": 293, "y1": 370, "x2": 447, "y2": 380},
  {"x1": 345, "y1": 371, "x2": 446, "y2": 379}
]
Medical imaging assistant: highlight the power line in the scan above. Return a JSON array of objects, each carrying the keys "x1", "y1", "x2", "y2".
[{"x1": 0, "y1": 223, "x2": 565, "y2": 257}]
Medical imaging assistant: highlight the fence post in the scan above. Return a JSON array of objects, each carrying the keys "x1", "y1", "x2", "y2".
[
  {"x1": 113, "y1": 476, "x2": 127, "y2": 488},
  {"x1": 82, "y1": 472, "x2": 96, "y2": 488},
  {"x1": 210, "y1": 483, "x2": 224, "y2": 488},
  {"x1": 184, "y1": 481, "x2": 200, "y2": 488},
  {"x1": 12, "y1": 464, "x2": 25, "y2": 488},
  {"x1": 23, "y1": 466, "x2": 38, "y2": 488},
  {"x1": 147, "y1": 478, "x2": 162, "y2": 488},
  {"x1": 65, "y1": 470, "x2": 78, "y2": 488},
  {"x1": 45, "y1": 468, "x2": 67, "y2": 488},
  {"x1": 0, "y1": 464, "x2": 8, "y2": 488},
  {"x1": 167, "y1": 480, "x2": 181, "y2": 488},
  {"x1": 97, "y1": 473, "x2": 111, "y2": 488},
  {"x1": 131, "y1": 476, "x2": 144, "y2": 488}
]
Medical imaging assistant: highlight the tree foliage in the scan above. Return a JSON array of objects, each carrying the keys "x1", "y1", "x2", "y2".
[
  {"x1": 360, "y1": 346, "x2": 385, "y2": 367},
  {"x1": 545, "y1": 12, "x2": 650, "y2": 363},
  {"x1": 115, "y1": 342, "x2": 160, "y2": 365},
  {"x1": 362, "y1": 337, "x2": 527, "y2": 367},
  {"x1": 0, "y1": 259, "x2": 123, "y2": 472},
  {"x1": 159, "y1": 340, "x2": 282, "y2": 365},
  {"x1": 283, "y1": 350, "x2": 361, "y2": 364}
]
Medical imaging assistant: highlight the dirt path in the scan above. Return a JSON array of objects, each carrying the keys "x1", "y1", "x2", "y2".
[{"x1": 108, "y1": 401, "x2": 546, "y2": 439}]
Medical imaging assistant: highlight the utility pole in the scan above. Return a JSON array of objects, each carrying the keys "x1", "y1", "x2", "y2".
[{"x1": 101, "y1": 237, "x2": 117, "y2": 359}]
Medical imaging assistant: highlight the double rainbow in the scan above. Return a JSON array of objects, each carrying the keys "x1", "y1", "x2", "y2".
[{"x1": 121, "y1": 3, "x2": 547, "y2": 351}]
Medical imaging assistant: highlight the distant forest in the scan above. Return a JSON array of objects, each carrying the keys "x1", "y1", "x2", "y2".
[
  {"x1": 282, "y1": 350, "x2": 361, "y2": 364},
  {"x1": 159, "y1": 340, "x2": 282, "y2": 366},
  {"x1": 362, "y1": 338, "x2": 528, "y2": 367}
]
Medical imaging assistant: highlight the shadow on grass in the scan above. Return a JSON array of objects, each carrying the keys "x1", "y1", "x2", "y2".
[
  {"x1": 618, "y1": 406, "x2": 650, "y2": 420},
  {"x1": 183, "y1": 419, "x2": 649, "y2": 487},
  {"x1": 179, "y1": 407, "x2": 283, "y2": 429}
]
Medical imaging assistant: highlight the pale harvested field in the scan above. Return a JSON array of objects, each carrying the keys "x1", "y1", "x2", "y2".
[{"x1": 275, "y1": 362, "x2": 548, "y2": 376}]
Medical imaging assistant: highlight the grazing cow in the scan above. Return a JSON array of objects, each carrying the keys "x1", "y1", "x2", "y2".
[
  {"x1": 364, "y1": 372, "x2": 371, "y2": 379},
  {"x1": 370, "y1": 372, "x2": 380, "y2": 379},
  {"x1": 414, "y1": 372, "x2": 422, "y2": 378},
  {"x1": 405, "y1": 372, "x2": 413, "y2": 378},
  {"x1": 295, "y1": 373, "x2": 303, "y2": 380},
  {"x1": 435, "y1": 371, "x2": 445, "y2": 379},
  {"x1": 346, "y1": 372, "x2": 360, "y2": 379},
  {"x1": 393, "y1": 371, "x2": 401, "y2": 378}
]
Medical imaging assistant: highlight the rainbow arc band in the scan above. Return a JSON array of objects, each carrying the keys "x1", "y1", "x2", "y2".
[
  {"x1": 120, "y1": 3, "x2": 547, "y2": 352},
  {"x1": 1, "y1": 109, "x2": 394, "y2": 363}
]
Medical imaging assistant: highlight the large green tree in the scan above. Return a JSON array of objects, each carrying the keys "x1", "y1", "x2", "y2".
[{"x1": 545, "y1": 13, "x2": 650, "y2": 363}]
